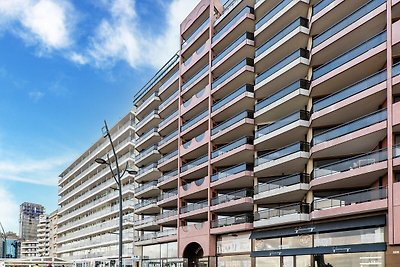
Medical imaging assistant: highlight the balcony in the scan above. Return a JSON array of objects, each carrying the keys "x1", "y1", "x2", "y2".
[
  {"x1": 158, "y1": 110, "x2": 178, "y2": 135},
  {"x1": 136, "y1": 91, "x2": 160, "y2": 119},
  {"x1": 182, "y1": 17, "x2": 210, "y2": 52},
  {"x1": 212, "y1": 84, "x2": 254, "y2": 122},
  {"x1": 311, "y1": 68, "x2": 387, "y2": 126},
  {"x1": 211, "y1": 110, "x2": 254, "y2": 144},
  {"x1": 211, "y1": 163, "x2": 254, "y2": 189},
  {"x1": 158, "y1": 129, "x2": 178, "y2": 154},
  {"x1": 135, "y1": 163, "x2": 161, "y2": 183},
  {"x1": 180, "y1": 200, "x2": 208, "y2": 219},
  {"x1": 311, "y1": 148, "x2": 388, "y2": 190},
  {"x1": 135, "y1": 128, "x2": 160, "y2": 151},
  {"x1": 135, "y1": 144, "x2": 159, "y2": 167},
  {"x1": 182, "y1": 42, "x2": 209, "y2": 76},
  {"x1": 312, "y1": 0, "x2": 387, "y2": 66},
  {"x1": 256, "y1": 17, "x2": 309, "y2": 72},
  {"x1": 159, "y1": 90, "x2": 179, "y2": 117},
  {"x1": 181, "y1": 65, "x2": 209, "y2": 95},
  {"x1": 211, "y1": 137, "x2": 254, "y2": 166},
  {"x1": 181, "y1": 131, "x2": 208, "y2": 159},
  {"x1": 212, "y1": 6, "x2": 255, "y2": 51},
  {"x1": 255, "y1": 49, "x2": 310, "y2": 99},
  {"x1": 159, "y1": 70, "x2": 179, "y2": 97},
  {"x1": 393, "y1": 144, "x2": 400, "y2": 169},
  {"x1": 136, "y1": 110, "x2": 161, "y2": 135},
  {"x1": 255, "y1": 0, "x2": 309, "y2": 45},
  {"x1": 180, "y1": 155, "x2": 208, "y2": 179},
  {"x1": 158, "y1": 150, "x2": 178, "y2": 171},
  {"x1": 210, "y1": 214, "x2": 253, "y2": 234},
  {"x1": 255, "y1": 141, "x2": 310, "y2": 176},
  {"x1": 181, "y1": 86, "x2": 209, "y2": 119},
  {"x1": 156, "y1": 209, "x2": 178, "y2": 226},
  {"x1": 254, "y1": 202, "x2": 310, "y2": 228},
  {"x1": 211, "y1": 58, "x2": 254, "y2": 99},
  {"x1": 312, "y1": 31, "x2": 386, "y2": 96},
  {"x1": 181, "y1": 177, "x2": 208, "y2": 199},
  {"x1": 134, "y1": 216, "x2": 159, "y2": 231},
  {"x1": 135, "y1": 180, "x2": 159, "y2": 199},
  {"x1": 212, "y1": 32, "x2": 254, "y2": 72},
  {"x1": 254, "y1": 173, "x2": 310, "y2": 204},
  {"x1": 255, "y1": 79, "x2": 310, "y2": 123},
  {"x1": 158, "y1": 169, "x2": 178, "y2": 189},
  {"x1": 157, "y1": 189, "x2": 178, "y2": 208},
  {"x1": 311, "y1": 109, "x2": 387, "y2": 158},
  {"x1": 135, "y1": 229, "x2": 177, "y2": 246},
  {"x1": 311, "y1": 187, "x2": 388, "y2": 220},
  {"x1": 181, "y1": 109, "x2": 208, "y2": 138},
  {"x1": 255, "y1": 110, "x2": 310, "y2": 150},
  {"x1": 134, "y1": 198, "x2": 159, "y2": 215},
  {"x1": 211, "y1": 188, "x2": 253, "y2": 212}
]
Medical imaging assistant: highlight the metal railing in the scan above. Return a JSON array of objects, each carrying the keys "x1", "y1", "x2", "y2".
[
  {"x1": 211, "y1": 137, "x2": 252, "y2": 158},
  {"x1": 212, "y1": 110, "x2": 253, "y2": 136},
  {"x1": 212, "y1": 58, "x2": 254, "y2": 89},
  {"x1": 211, "y1": 188, "x2": 253, "y2": 206},
  {"x1": 255, "y1": 173, "x2": 310, "y2": 193},
  {"x1": 181, "y1": 155, "x2": 208, "y2": 173},
  {"x1": 134, "y1": 180, "x2": 158, "y2": 194},
  {"x1": 180, "y1": 199, "x2": 208, "y2": 214},
  {"x1": 254, "y1": 202, "x2": 310, "y2": 220},
  {"x1": 256, "y1": 141, "x2": 310, "y2": 166},
  {"x1": 211, "y1": 163, "x2": 253, "y2": 182},
  {"x1": 211, "y1": 214, "x2": 253, "y2": 228}
]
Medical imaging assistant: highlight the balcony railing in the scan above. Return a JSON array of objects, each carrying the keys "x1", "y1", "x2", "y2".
[
  {"x1": 183, "y1": 88, "x2": 206, "y2": 108},
  {"x1": 134, "y1": 198, "x2": 157, "y2": 210},
  {"x1": 394, "y1": 144, "x2": 400, "y2": 158},
  {"x1": 312, "y1": 187, "x2": 388, "y2": 211},
  {"x1": 257, "y1": 17, "x2": 309, "y2": 57},
  {"x1": 181, "y1": 65, "x2": 209, "y2": 91},
  {"x1": 313, "y1": 31, "x2": 386, "y2": 80},
  {"x1": 136, "y1": 229, "x2": 177, "y2": 242},
  {"x1": 137, "y1": 91, "x2": 158, "y2": 113},
  {"x1": 181, "y1": 109, "x2": 208, "y2": 132},
  {"x1": 313, "y1": 109, "x2": 387, "y2": 145},
  {"x1": 182, "y1": 177, "x2": 205, "y2": 190},
  {"x1": 256, "y1": 80, "x2": 310, "y2": 112},
  {"x1": 184, "y1": 43, "x2": 207, "y2": 66},
  {"x1": 313, "y1": 0, "x2": 386, "y2": 47},
  {"x1": 159, "y1": 110, "x2": 178, "y2": 128},
  {"x1": 181, "y1": 155, "x2": 208, "y2": 173},
  {"x1": 158, "y1": 150, "x2": 178, "y2": 165},
  {"x1": 211, "y1": 188, "x2": 253, "y2": 206},
  {"x1": 211, "y1": 163, "x2": 253, "y2": 182},
  {"x1": 158, "y1": 130, "x2": 178, "y2": 147},
  {"x1": 136, "y1": 110, "x2": 159, "y2": 130},
  {"x1": 256, "y1": 49, "x2": 309, "y2": 84},
  {"x1": 134, "y1": 180, "x2": 158, "y2": 194},
  {"x1": 256, "y1": 141, "x2": 310, "y2": 166},
  {"x1": 136, "y1": 128, "x2": 158, "y2": 146},
  {"x1": 256, "y1": 110, "x2": 310, "y2": 138},
  {"x1": 137, "y1": 163, "x2": 158, "y2": 177},
  {"x1": 313, "y1": 148, "x2": 388, "y2": 179},
  {"x1": 212, "y1": 84, "x2": 253, "y2": 113},
  {"x1": 212, "y1": 32, "x2": 254, "y2": 66},
  {"x1": 212, "y1": 58, "x2": 254, "y2": 89},
  {"x1": 393, "y1": 62, "x2": 400, "y2": 77},
  {"x1": 159, "y1": 90, "x2": 179, "y2": 110},
  {"x1": 313, "y1": 0, "x2": 332, "y2": 16},
  {"x1": 159, "y1": 70, "x2": 179, "y2": 92},
  {"x1": 158, "y1": 189, "x2": 178, "y2": 201},
  {"x1": 211, "y1": 213, "x2": 253, "y2": 228},
  {"x1": 180, "y1": 199, "x2": 208, "y2": 214},
  {"x1": 136, "y1": 145, "x2": 158, "y2": 162},
  {"x1": 158, "y1": 169, "x2": 178, "y2": 184},
  {"x1": 211, "y1": 137, "x2": 253, "y2": 158},
  {"x1": 313, "y1": 69, "x2": 387, "y2": 112},
  {"x1": 255, "y1": 173, "x2": 310, "y2": 193},
  {"x1": 213, "y1": 6, "x2": 254, "y2": 43},
  {"x1": 134, "y1": 216, "x2": 156, "y2": 226},
  {"x1": 212, "y1": 110, "x2": 253, "y2": 136},
  {"x1": 182, "y1": 18, "x2": 210, "y2": 48},
  {"x1": 156, "y1": 209, "x2": 177, "y2": 220},
  {"x1": 254, "y1": 202, "x2": 310, "y2": 220},
  {"x1": 256, "y1": 0, "x2": 291, "y2": 30}
]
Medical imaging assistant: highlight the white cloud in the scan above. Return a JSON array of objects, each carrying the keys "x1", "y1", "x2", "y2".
[
  {"x1": 0, "y1": 186, "x2": 19, "y2": 233},
  {"x1": 0, "y1": 0, "x2": 76, "y2": 52},
  {"x1": 28, "y1": 90, "x2": 45, "y2": 102}
]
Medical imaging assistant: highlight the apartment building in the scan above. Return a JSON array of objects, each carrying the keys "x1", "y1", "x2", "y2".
[
  {"x1": 20, "y1": 240, "x2": 38, "y2": 258},
  {"x1": 48, "y1": 210, "x2": 58, "y2": 258},
  {"x1": 19, "y1": 202, "x2": 45, "y2": 241},
  {"x1": 132, "y1": 0, "x2": 400, "y2": 266},
  {"x1": 57, "y1": 111, "x2": 136, "y2": 267},
  {"x1": 37, "y1": 214, "x2": 50, "y2": 257}
]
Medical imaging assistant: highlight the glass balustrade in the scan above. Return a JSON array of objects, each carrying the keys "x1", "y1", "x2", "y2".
[
  {"x1": 159, "y1": 90, "x2": 179, "y2": 110},
  {"x1": 212, "y1": 32, "x2": 253, "y2": 65},
  {"x1": 212, "y1": 84, "x2": 253, "y2": 112},
  {"x1": 211, "y1": 188, "x2": 253, "y2": 206},
  {"x1": 256, "y1": 0, "x2": 291, "y2": 30},
  {"x1": 211, "y1": 163, "x2": 253, "y2": 182},
  {"x1": 159, "y1": 110, "x2": 178, "y2": 128},
  {"x1": 211, "y1": 213, "x2": 253, "y2": 228},
  {"x1": 181, "y1": 155, "x2": 208, "y2": 173},
  {"x1": 212, "y1": 111, "x2": 253, "y2": 136},
  {"x1": 256, "y1": 173, "x2": 310, "y2": 193},
  {"x1": 180, "y1": 199, "x2": 208, "y2": 213},
  {"x1": 212, "y1": 58, "x2": 253, "y2": 89},
  {"x1": 211, "y1": 137, "x2": 252, "y2": 158},
  {"x1": 181, "y1": 109, "x2": 208, "y2": 132},
  {"x1": 181, "y1": 65, "x2": 209, "y2": 91},
  {"x1": 255, "y1": 202, "x2": 310, "y2": 220},
  {"x1": 256, "y1": 141, "x2": 310, "y2": 166},
  {"x1": 182, "y1": 18, "x2": 210, "y2": 48}
]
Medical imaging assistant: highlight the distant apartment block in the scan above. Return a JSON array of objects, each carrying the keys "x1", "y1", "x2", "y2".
[
  {"x1": 48, "y1": 210, "x2": 58, "y2": 258},
  {"x1": 20, "y1": 240, "x2": 38, "y2": 258},
  {"x1": 19, "y1": 202, "x2": 45, "y2": 241},
  {"x1": 57, "y1": 111, "x2": 136, "y2": 266},
  {"x1": 131, "y1": 0, "x2": 400, "y2": 266}
]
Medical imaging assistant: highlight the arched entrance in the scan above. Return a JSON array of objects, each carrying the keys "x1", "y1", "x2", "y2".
[{"x1": 183, "y1": 242, "x2": 204, "y2": 267}]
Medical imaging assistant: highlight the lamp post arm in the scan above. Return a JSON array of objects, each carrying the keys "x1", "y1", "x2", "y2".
[
  {"x1": 106, "y1": 154, "x2": 120, "y2": 186},
  {"x1": 104, "y1": 120, "x2": 122, "y2": 184},
  {"x1": 120, "y1": 162, "x2": 129, "y2": 178}
]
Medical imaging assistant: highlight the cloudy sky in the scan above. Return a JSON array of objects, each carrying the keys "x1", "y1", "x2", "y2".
[{"x1": 0, "y1": 0, "x2": 201, "y2": 233}]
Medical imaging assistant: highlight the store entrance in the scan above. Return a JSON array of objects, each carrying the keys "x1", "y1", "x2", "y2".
[{"x1": 183, "y1": 242, "x2": 204, "y2": 267}]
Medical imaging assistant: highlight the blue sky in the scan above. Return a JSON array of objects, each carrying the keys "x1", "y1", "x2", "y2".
[{"x1": 0, "y1": 0, "x2": 200, "y2": 233}]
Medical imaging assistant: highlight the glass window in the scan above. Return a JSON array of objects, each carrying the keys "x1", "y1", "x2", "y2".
[
  {"x1": 319, "y1": 252, "x2": 385, "y2": 267},
  {"x1": 314, "y1": 227, "x2": 384, "y2": 247},
  {"x1": 217, "y1": 255, "x2": 251, "y2": 267},
  {"x1": 296, "y1": 255, "x2": 312, "y2": 267},
  {"x1": 168, "y1": 242, "x2": 178, "y2": 258},
  {"x1": 217, "y1": 232, "x2": 251, "y2": 254},
  {"x1": 254, "y1": 238, "x2": 280, "y2": 251},
  {"x1": 282, "y1": 235, "x2": 312, "y2": 249},
  {"x1": 256, "y1": 257, "x2": 280, "y2": 267}
]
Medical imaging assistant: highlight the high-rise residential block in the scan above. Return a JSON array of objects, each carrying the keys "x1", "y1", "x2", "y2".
[
  {"x1": 37, "y1": 214, "x2": 50, "y2": 257},
  {"x1": 57, "y1": 111, "x2": 136, "y2": 266},
  {"x1": 20, "y1": 240, "x2": 38, "y2": 258},
  {"x1": 131, "y1": 0, "x2": 400, "y2": 266},
  {"x1": 48, "y1": 210, "x2": 58, "y2": 258},
  {"x1": 19, "y1": 202, "x2": 45, "y2": 241}
]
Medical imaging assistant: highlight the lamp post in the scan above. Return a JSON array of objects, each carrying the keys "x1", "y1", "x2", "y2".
[
  {"x1": 0, "y1": 222, "x2": 7, "y2": 258},
  {"x1": 95, "y1": 120, "x2": 136, "y2": 267}
]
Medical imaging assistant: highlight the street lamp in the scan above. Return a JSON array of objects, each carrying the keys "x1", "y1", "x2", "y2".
[
  {"x1": 0, "y1": 222, "x2": 7, "y2": 258},
  {"x1": 95, "y1": 120, "x2": 136, "y2": 267}
]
